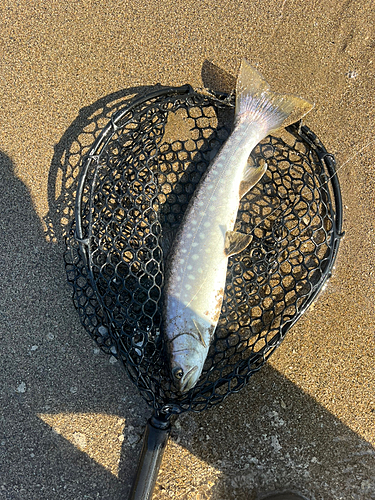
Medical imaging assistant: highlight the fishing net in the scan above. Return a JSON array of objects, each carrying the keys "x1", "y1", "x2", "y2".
[{"x1": 64, "y1": 84, "x2": 342, "y2": 418}]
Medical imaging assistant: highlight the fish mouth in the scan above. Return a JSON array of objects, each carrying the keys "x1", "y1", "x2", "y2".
[{"x1": 180, "y1": 365, "x2": 199, "y2": 393}]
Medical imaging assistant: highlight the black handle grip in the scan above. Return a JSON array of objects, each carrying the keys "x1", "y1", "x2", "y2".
[{"x1": 128, "y1": 416, "x2": 171, "y2": 500}]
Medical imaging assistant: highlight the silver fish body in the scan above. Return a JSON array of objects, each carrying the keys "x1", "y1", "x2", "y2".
[{"x1": 163, "y1": 60, "x2": 313, "y2": 392}]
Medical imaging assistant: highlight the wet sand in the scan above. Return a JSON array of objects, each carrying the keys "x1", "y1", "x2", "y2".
[{"x1": 0, "y1": 1, "x2": 374, "y2": 499}]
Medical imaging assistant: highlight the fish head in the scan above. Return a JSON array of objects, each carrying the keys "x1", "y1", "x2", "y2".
[
  {"x1": 168, "y1": 332, "x2": 207, "y2": 393},
  {"x1": 164, "y1": 298, "x2": 214, "y2": 393},
  {"x1": 171, "y1": 362, "x2": 200, "y2": 393}
]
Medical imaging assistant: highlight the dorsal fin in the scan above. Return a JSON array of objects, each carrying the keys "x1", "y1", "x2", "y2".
[{"x1": 161, "y1": 225, "x2": 179, "y2": 257}]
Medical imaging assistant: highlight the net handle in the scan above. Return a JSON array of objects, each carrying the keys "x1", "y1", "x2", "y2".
[{"x1": 128, "y1": 415, "x2": 171, "y2": 500}]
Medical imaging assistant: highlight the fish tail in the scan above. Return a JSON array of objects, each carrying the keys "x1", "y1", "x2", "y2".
[{"x1": 235, "y1": 59, "x2": 314, "y2": 132}]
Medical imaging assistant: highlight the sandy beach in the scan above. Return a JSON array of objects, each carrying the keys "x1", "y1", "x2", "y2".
[{"x1": 0, "y1": 1, "x2": 374, "y2": 499}]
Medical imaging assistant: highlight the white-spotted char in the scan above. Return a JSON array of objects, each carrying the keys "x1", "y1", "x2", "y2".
[{"x1": 163, "y1": 59, "x2": 314, "y2": 393}]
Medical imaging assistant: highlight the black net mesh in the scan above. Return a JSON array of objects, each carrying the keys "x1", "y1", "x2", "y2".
[{"x1": 64, "y1": 85, "x2": 342, "y2": 416}]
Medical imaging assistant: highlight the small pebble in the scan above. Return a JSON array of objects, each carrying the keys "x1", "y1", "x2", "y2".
[
  {"x1": 271, "y1": 435, "x2": 282, "y2": 452},
  {"x1": 72, "y1": 432, "x2": 87, "y2": 449},
  {"x1": 16, "y1": 382, "x2": 26, "y2": 393},
  {"x1": 347, "y1": 70, "x2": 358, "y2": 79},
  {"x1": 128, "y1": 434, "x2": 139, "y2": 445},
  {"x1": 98, "y1": 325, "x2": 109, "y2": 336}
]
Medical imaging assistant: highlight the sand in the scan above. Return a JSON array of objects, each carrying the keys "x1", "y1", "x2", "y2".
[{"x1": 0, "y1": 1, "x2": 374, "y2": 499}]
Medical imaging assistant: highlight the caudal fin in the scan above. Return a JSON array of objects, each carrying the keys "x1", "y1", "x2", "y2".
[{"x1": 235, "y1": 59, "x2": 314, "y2": 132}]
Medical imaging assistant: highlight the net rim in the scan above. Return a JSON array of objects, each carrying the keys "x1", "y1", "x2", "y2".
[{"x1": 69, "y1": 85, "x2": 343, "y2": 417}]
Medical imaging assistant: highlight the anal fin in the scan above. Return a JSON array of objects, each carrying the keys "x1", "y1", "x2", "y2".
[{"x1": 224, "y1": 230, "x2": 253, "y2": 257}]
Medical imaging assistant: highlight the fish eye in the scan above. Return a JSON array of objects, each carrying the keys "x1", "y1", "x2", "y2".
[{"x1": 172, "y1": 367, "x2": 184, "y2": 380}]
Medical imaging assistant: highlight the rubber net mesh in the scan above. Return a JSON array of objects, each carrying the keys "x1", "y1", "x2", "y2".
[{"x1": 64, "y1": 87, "x2": 341, "y2": 415}]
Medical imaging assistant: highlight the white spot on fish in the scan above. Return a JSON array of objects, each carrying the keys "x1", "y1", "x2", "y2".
[
  {"x1": 179, "y1": 259, "x2": 185, "y2": 264},
  {"x1": 188, "y1": 274, "x2": 195, "y2": 280},
  {"x1": 192, "y1": 242, "x2": 198, "y2": 247},
  {"x1": 204, "y1": 221, "x2": 211, "y2": 227},
  {"x1": 185, "y1": 284, "x2": 192, "y2": 290},
  {"x1": 191, "y1": 220, "x2": 197, "y2": 225},
  {"x1": 199, "y1": 233, "x2": 205, "y2": 239},
  {"x1": 198, "y1": 201, "x2": 204, "y2": 206},
  {"x1": 198, "y1": 268, "x2": 203, "y2": 273},
  {"x1": 187, "y1": 265, "x2": 193, "y2": 270},
  {"x1": 192, "y1": 254, "x2": 199, "y2": 260}
]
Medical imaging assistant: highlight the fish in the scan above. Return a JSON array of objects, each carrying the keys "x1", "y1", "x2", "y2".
[{"x1": 163, "y1": 59, "x2": 313, "y2": 393}]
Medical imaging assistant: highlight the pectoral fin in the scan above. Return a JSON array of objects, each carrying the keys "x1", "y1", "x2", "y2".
[
  {"x1": 239, "y1": 158, "x2": 268, "y2": 199},
  {"x1": 224, "y1": 230, "x2": 253, "y2": 257},
  {"x1": 192, "y1": 318, "x2": 207, "y2": 348}
]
